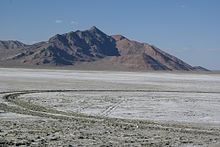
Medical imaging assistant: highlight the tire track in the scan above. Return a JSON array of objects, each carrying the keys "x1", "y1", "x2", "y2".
[
  {"x1": 100, "y1": 98, "x2": 125, "y2": 117},
  {"x1": 1, "y1": 89, "x2": 220, "y2": 137}
]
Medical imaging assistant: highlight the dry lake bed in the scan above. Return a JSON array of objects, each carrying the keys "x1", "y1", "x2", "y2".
[{"x1": 0, "y1": 68, "x2": 220, "y2": 146}]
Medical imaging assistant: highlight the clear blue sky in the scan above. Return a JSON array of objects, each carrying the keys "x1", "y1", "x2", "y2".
[{"x1": 0, "y1": 0, "x2": 219, "y2": 70}]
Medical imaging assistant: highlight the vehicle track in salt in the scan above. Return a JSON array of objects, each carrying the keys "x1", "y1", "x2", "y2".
[
  {"x1": 1, "y1": 89, "x2": 220, "y2": 136},
  {"x1": 1, "y1": 89, "x2": 220, "y2": 146},
  {"x1": 100, "y1": 98, "x2": 126, "y2": 117}
]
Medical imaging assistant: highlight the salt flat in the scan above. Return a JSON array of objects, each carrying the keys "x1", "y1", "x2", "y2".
[
  {"x1": 0, "y1": 68, "x2": 220, "y2": 146},
  {"x1": 0, "y1": 68, "x2": 220, "y2": 91},
  {"x1": 18, "y1": 91, "x2": 220, "y2": 125},
  {"x1": 1, "y1": 68, "x2": 220, "y2": 125}
]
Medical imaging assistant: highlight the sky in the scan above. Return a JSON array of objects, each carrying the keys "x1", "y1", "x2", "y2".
[{"x1": 0, "y1": 0, "x2": 219, "y2": 70}]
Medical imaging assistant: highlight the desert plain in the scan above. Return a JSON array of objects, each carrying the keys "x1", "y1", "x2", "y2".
[{"x1": 0, "y1": 68, "x2": 220, "y2": 146}]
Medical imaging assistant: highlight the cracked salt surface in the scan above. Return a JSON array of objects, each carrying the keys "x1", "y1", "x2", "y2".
[{"x1": 19, "y1": 91, "x2": 220, "y2": 126}]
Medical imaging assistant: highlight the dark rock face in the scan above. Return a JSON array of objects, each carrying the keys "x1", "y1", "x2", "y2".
[{"x1": 0, "y1": 26, "x2": 207, "y2": 71}]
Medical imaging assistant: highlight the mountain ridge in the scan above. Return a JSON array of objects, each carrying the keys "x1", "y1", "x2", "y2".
[{"x1": 0, "y1": 26, "x2": 208, "y2": 71}]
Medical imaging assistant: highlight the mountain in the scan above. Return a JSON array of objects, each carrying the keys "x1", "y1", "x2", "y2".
[
  {"x1": 193, "y1": 66, "x2": 209, "y2": 71},
  {"x1": 111, "y1": 35, "x2": 193, "y2": 70},
  {"x1": 0, "y1": 40, "x2": 28, "y2": 62},
  {"x1": 0, "y1": 40, "x2": 26, "y2": 49},
  {"x1": 0, "y1": 26, "x2": 207, "y2": 71}
]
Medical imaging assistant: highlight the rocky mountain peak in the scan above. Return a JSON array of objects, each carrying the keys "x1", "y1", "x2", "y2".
[
  {"x1": 89, "y1": 26, "x2": 101, "y2": 32},
  {"x1": 0, "y1": 26, "x2": 208, "y2": 71}
]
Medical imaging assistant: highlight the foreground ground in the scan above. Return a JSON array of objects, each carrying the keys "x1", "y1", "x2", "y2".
[{"x1": 0, "y1": 68, "x2": 220, "y2": 146}]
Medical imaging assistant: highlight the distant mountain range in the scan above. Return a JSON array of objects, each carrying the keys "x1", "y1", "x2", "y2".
[{"x1": 0, "y1": 26, "x2": 208, "y2": 71}]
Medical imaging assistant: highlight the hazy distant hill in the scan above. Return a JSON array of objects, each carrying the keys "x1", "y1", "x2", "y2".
[{"x1": 0, "y1": 26, "x2": 208, "y2": 71}]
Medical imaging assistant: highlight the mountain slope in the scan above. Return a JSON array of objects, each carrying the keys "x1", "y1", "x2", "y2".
[
  {"x1": 0, "y1": 40, "x2": 27, "y2": 61},
  {"x1": 111, "y1": 35, "x2": 194, "y2": 70},
  {"x1": 0, "y1": 27, "x2": 206, "y2": 71},
  {"x1": 2, "y1": 27, "x2": 119, "y2": 65},
  {"x1": 0, "y1": 40, "x2": 26, "y2": 49}
]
